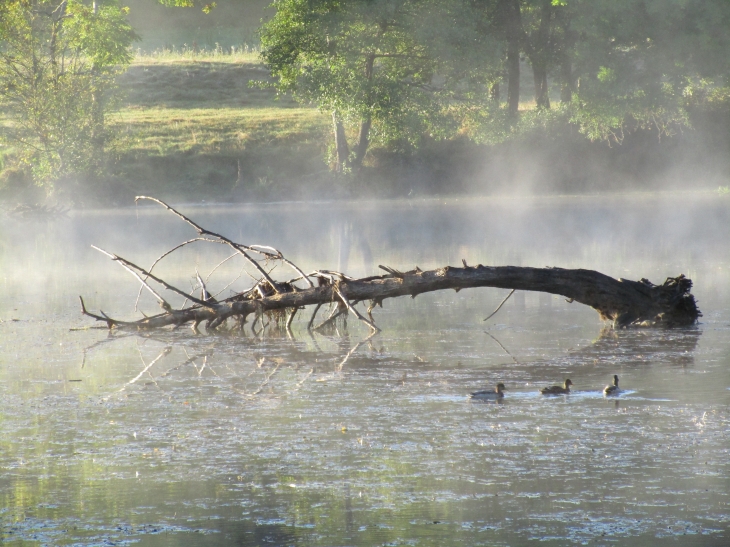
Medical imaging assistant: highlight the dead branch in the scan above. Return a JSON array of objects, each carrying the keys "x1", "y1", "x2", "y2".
[
  {"x1": 333, "y1": 284, "x2": 380, "y2": 333},
  {"x1": 136, "y1": 196, "x2": 311, "y2": 292},
  {"x1": 80, "y1": 198, "x2": 701, "y2": 333},
  {"x1": 93, "y1": 246, "x2": 174, "y2": 311},
  {"x1": 134, "y1": 237, "x2": 211, "y2": 311},
  {"x1": 483, "y1": 289, "x2": 516, "y2": 322}
]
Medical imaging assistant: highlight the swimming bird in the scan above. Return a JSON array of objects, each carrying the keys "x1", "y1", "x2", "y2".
[
  {"x1": 470, "y1": 383, "x2": 506, "y2": 400},
  {"x1": 603, "y1": 374, "x2": 620, "y2": 395},
  {"x1": 540, "y1": 379, "x2": 573, "y2": 395}
]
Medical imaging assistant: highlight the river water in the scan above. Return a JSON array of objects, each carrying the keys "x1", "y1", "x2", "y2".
[{"x1": 1, "y1": 194, "x2": 729, "y2": 546}]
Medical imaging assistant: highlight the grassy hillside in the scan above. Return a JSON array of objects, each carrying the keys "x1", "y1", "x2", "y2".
[
  {"x1": 2, "y1": 48, "x2": 727, "y2": 206},
  {"x1": 81, "y1": 53, "x2": 730, "y2": 204},
  {"x1": 104, "y1": 52, "x2": 334, "y2": 204}
]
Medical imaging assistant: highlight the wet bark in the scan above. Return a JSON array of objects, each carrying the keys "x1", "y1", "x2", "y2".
[{"x1": 80, "y1": 199, "x2": 701, "y2": 333}]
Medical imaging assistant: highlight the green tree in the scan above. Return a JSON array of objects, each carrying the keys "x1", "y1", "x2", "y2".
[
  {"x1": 0, "y1": 0, "x2": 137, "y2": 189},
  {"x1": 260, "y1": 0, "x2": 500, "y2": 172},
  {"x1": 521, "y1": 0, "x2": 730, "y2": 142}
]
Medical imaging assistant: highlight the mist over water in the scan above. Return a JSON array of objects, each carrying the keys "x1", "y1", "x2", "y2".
[{"x1": 1, "y1": 194, "x2": 729, "y2": 546}]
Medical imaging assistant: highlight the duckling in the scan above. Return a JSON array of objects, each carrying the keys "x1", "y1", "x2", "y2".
[
  {"x1": 470, "y1": 383, "x2": 506, "y2": 400},
  {"x1": 540, "y1": 378, "x2": 573, "y2": 395},
  {"x1": 603, "y1": 374, "x2": 620, "y2": 395}
]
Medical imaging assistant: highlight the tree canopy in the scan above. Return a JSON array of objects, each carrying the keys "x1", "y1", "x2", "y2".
[
  {"x1": 260, "y1": 0, "x2": 499, "y2": 170},
  {"x1": 0, "y1": 0, "x2": 137, "y2": 188},
  {"x1": 259, "y1": 0, "x2": 730, "y2": 168}
]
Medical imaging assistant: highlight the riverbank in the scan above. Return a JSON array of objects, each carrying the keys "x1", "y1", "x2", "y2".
[{"x1": 1, "y1": 54, "x2": 729, "y2": 207}]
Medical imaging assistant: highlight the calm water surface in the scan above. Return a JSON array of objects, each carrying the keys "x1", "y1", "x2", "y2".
[{"x1": 1, "y1": 195, "x2": 729, "y2": 546}]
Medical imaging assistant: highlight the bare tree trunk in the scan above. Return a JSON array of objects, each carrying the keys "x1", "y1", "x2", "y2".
[
  {"x1": 351, "y1": 115, "x2": 371, "y2": 170},
  {"x1": 80, "y1": 199, "x2": 701, "y2": 333},
  {"x1": 532, "y1": 64, "x2": 550, "y2": 109},
  {"x1": 332, "y1": 111, "x2": 349, "y2": 172},
  {"x1": 503, "y1": 0, "x2": 521, "y2": 116},
  {"x1": 82, "y1": 263, "x2": 701, "y2": 332}
]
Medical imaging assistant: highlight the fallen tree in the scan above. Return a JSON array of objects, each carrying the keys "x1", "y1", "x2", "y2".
[{"x1": 80, "y1": 197, "x2": 701, "y2": 332}]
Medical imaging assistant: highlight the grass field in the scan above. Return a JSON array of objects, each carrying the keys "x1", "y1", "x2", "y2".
[
  {"x1": 105, "y1": 52, "x2": 333, "y2": 203},
  {"x1": 108, "y1": 50, "x2": 569, "y2": 203},
  {"x1": 2, "y1": 48, "x2": 725, "y2": 205}
]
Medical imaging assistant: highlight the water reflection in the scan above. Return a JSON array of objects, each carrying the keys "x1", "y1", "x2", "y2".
[
  {"x1": 571, "y1": 327, "x2": 702, "y2": 368},
  {"x1": 1, "y1": 196, "x2": 729, "y2": 546}
]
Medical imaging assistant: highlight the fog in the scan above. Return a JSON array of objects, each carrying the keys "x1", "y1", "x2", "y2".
[
  {"x1": 1, "y1": 197, "x2": 729, "y2": 545},
  {"x1": 124, "y1": 0, "x2": 270, "y2": 51},
  {"x1": 113, "y1": 0, "x2": 730, "y2": 201},
  {"x1": 1, "y1": 1, "x2": 730, "y2": 545}
]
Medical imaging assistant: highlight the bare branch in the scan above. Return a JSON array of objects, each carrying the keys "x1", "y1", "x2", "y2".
[
  {"x1": 92, "y1": 245, "x2": 172, "y2": 311},
  {"x1": 91, "y1": 245, "x2": 209, "y2": 308},
  {"x1": 135, "y1": 196, "x2": 281, "y2": 292},
  {"x1": 483, "y1": 289, "x2": 516, "y2": 322},
  {"x1": 135, "y1": 237, "x2": 211, "y2": 311},
  {"x1": 334, "y1": 284, "x2": 381, "y2": 333}
]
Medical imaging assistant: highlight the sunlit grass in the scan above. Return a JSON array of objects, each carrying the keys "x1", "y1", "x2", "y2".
[
  {"x1": 132, "y1": 44, "x2": 262, "y2": 65},
  {"x1": 109, "y1": 106, "x2": 329, "y2": 156},
  {"x1": 113, "y1": 54, "x2": 330, "y2": 157},
  {"x1": 100, "y1": 57, "x2": 332, "y2": 199}
]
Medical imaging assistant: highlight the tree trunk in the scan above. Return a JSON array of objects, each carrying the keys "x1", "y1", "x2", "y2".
[
  {"x1": 522, "y1": 0, "x2": 553, "y2": 109},
  {"x1": 90, "y1": 2, "x2": 103, "y2": 172},
  {"x1": 503, "y1": 0, "x2": 521, "y2": 116},
  {"x1": 82, "y1": 264, "x2": 701, "y2": 332},
  {"x1": 350, "y1": 52, "x2": 376, "y2": 170},
  {"x1": 80, "y1": 199, "x2": 701, "y2": 333},
  {"x1": 332, "y1": 111, "x2": 350, "y2": 172},
  {"x1": 557, "y1": 10, "x2": 574, "y2": 104},
  {"x1": 560, "y1": 53, "x2": 572, "y2": 103},
  {"x1": 351, "y1": 115, "x2": 371, "y2": 170},
  {"x1": 490, "y1": 82, "x2": 500, "y2": 103},
  {"x1": 533, "y1": 63, "x2": 550, "y2": 109},
  {"x1": 91, "y1": 85, "x2": 104, "y2": 173}
]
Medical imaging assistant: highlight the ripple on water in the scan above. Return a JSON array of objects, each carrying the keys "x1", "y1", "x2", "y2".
[{"x1": 2, "y1": 199, "x2": 730, "y2": 546}]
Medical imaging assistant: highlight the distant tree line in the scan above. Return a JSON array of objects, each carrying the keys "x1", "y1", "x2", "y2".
[
  {"x1": 258, "y1": 0, "x2": 730, "y2": 171},
  {"x1": 1, "y1": 0, "x2": 729, "y2": 189}
]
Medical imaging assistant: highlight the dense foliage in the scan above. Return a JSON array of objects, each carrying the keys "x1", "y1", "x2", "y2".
[
  {"x1": 0, "y1": 0, "x2": 136, "y2": 188},
  {"x1": 259, "y1": 0, "x2": 502, "y2": 170},
  {"x1": 260, "y1": 0, "x2": 730, "y2": 169}
]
